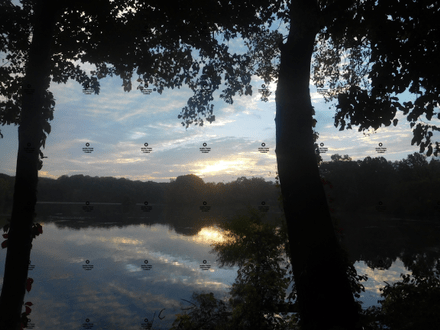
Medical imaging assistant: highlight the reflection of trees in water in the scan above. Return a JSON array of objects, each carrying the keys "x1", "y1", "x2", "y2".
[
  {"x1": 37, "y1": 207, "x2": 439, "y2": 274},
  {"x1": 166, "y1": 209, "x2": 440, "y2": 330},
  {"x1": 338, "y1": 212, "x2": 440, "y2": 273},
  {"x1": 361, "y1": 254, "x2": 440, "y2": 329},
  {"x1": 365, "y1": 256, "x2": 394, "y2": 271},
  {"x1": 33, "y1": 207, "x2": 440, "y2": 329},
  {"x1": 35, "y1": 203, "x2": 282, "y2": 235},
  {"x1": 171, "y1": 208, "x2": 298, "y2": 330},
  {"x1": 400, "y1": 249, "x2": 440, "y2": 276}
]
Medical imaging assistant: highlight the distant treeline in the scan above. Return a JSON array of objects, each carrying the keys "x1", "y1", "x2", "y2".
[
  {"x1": 319, "y1": 153, "x2": 440, "y2": 219},
  {"x1": 0, "y1": 173, "x2": 280, "y2": 216},
  {"x1": 1, "y1": 152, "x2": 439, "y2": 219}
]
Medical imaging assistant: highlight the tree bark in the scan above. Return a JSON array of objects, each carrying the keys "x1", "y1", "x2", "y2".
[
  {"x1": 275, "y1": 1, "x2": 361, "y2": 329},
  {"x1": 0, "y1": 1, "x2": 58, "y2": 328}
]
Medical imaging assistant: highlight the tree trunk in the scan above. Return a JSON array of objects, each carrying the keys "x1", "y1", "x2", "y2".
[
  {"x1": 0, "y1": 1, "x2": 57, "y2": 328},
  {"x1": 275, "y1": 1, "x2": 361, "y2": 329}
]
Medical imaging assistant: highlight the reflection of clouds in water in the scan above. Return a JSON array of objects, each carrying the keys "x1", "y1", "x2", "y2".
[
  {"x1": 77, "y1": 281, "x2": 180, "y2": 329},
  {"x1": 191, "y1": 226, "x2": 227, "y2": 245},
  {"x1": 354, "y1": 258, "x2": 412, "y2": 307},
  {"x1": 94, "y1": 224, "x2": 238, "y2": 297},
  {"x1": 54, "y1": 224, "x2": 220, "y2": 263},
  {"x1": 96, "y1": 236, "x2": 144, "y2": 246},
  {"x1": 107, "y1": 281, "x2": 177, "y2": 307},
  {"x1": 21, "y1": 221, "x2": 419, "y2": 328}
]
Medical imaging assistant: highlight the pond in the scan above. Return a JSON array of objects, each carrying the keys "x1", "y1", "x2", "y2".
[
  {"x1": 10, "y1": 221, "x2": 237, "y2": 329},
  {"x1": 0, "y1": 207, "x2": 438, "y2": 330}
]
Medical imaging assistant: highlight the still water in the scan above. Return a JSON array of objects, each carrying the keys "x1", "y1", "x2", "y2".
[{"x1": 0, "y1": 211, "x2": 414, "y2": 330}]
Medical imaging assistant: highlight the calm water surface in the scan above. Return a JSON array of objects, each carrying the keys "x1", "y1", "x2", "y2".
[{"x1": 0, "y1": 216, "x2": 413, "y2": 330}]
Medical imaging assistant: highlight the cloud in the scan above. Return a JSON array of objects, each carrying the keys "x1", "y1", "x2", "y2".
[
  {"x1": 4, "y1": 37, "x2": 439, "y2": 183},
  {"x1": 355, "y1": 259, "x2": 411, "y2": 297}
]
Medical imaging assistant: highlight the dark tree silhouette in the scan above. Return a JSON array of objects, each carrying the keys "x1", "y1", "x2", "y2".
[
  {"x1": 178, "y1": 1, "x2": 440, "y2": 328},
  {"x1": 2, "y1": 0, "x2": 439, "y2": 328},
  {"x1": 0, "y1": 0, "x2": 275, "y2": 327}
]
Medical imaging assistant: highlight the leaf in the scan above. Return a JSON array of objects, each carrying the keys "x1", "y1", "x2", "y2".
[
  {"x1": 1, "y1": 240, "x2": 7, "y2": 249},
  {"x1": 26, "y1": 278, "x2": 33, "y2": 292},
  {"x1": 24, "y1": 302, "x2": 33, "y2": 306},
  {"x1": 427, "y1": 145, "x2": 433, "y2": 157},
  {"x1": 2, "y1": 233, "x2": 8, "y2": 239}
]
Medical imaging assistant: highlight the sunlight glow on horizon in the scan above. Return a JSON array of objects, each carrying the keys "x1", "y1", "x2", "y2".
[{"x1": 195, "y1": 159, "x2": 246, "y2": 176}]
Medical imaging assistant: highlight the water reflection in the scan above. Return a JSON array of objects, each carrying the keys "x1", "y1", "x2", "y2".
[
  {"x1": 1, "y1": 209, "x2": 439, "y2": 329},
  {"x1": 355, "y1": 258, "x2": 411, "y2": 308},
  {"x1": 0, "y1": 221, "x2": 237, "y2": 329},
  {"x1": 190, "y1": 226, "x2": 228, "y2": 245}
]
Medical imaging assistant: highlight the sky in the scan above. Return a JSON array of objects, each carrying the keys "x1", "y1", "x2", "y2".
[{"x1": 1, "y1": 4, "x2": 439, "y2": 184}]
